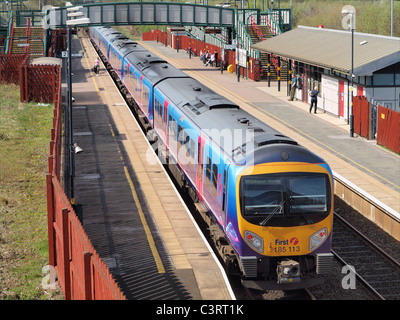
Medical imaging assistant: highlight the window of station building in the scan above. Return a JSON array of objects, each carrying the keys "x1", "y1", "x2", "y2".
[
  {"x1": 396, "y1": 74, "x2": 400, "y2": 86},
  {"x1": 373, "y1": 73, "x2": 395, "y2": 86}
]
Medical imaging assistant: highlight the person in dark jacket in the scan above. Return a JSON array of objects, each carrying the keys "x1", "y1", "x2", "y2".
[{"x1": 309, "y1": 86, "x2": 319, "y2": 113}]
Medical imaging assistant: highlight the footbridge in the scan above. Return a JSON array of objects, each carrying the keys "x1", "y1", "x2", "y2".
[{"x1": 46, "y1": 2, "x2": 235, "y2": 29}]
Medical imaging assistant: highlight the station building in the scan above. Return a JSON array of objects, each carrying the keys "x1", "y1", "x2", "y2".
[{"x1": 252, "y1": 26, "x2": 400, "y2": 119}]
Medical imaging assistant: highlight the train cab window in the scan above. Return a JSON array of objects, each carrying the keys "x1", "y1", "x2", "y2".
[
  {"x1": 239, "y1": 173, "x2": 331, "y2": 227},
  {"x1": 212, "y1": 163, "x2": 218, "y2": 198}
]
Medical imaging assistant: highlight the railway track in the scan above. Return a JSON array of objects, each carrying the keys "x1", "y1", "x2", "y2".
[{"x1": 332, "y1": 212, "x2": 400, "y2": 300}]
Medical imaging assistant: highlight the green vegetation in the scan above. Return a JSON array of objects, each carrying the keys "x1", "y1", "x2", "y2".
[
  {"x1": 287, "y1": 0, "x2": 400, "y2": 37},
  {"x1": 0, "y1": 83, "x2": 63, "y2": 299}
]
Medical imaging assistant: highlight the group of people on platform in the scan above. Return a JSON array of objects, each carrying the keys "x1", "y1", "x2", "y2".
[
  {"x1": 288, "y1": 74, "x2": 319, "y2": 114},
  {"x1": 200, "y1": 50, "x2": 219, "y2": 67}
]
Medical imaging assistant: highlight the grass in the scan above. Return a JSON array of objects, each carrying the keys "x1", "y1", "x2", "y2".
[{"x1": 0, "y1": 83, "x2": 63, "y2": 300}]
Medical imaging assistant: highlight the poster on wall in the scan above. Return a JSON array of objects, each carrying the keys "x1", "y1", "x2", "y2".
[
  {"x1": 322, "y1": 74, "x2": 340, "y2": 116},
  {"x1": 237, "y1": 48, "x2": 247, "y2": 67}
]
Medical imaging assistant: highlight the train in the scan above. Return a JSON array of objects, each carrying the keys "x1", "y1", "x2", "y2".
[{"x1": 88, "y1": 26, "x2": 334, "y2": 290}]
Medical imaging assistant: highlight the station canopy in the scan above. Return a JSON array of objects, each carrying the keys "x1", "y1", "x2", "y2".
[{"x1": 251, "y1": 25, "x2": 400, "y2": 76}]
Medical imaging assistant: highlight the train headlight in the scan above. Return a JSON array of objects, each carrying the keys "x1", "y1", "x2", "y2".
[
  {"x1": 244, "y1": 231, "x2": 264, "y2": 253},
  {"x1": 309, "y1": 228, "x2": 328, "y2": 251}
]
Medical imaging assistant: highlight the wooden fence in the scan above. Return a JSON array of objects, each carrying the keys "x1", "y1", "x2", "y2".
[
  {"x1": 46, "y1": 64, "x2": 126, "y2": 300},
  {"x1": 353, "y1": 95, "x2": 400, "y2": 154},
  {"x1": 377, "y1": 105, "x2": 400, "y2": 154},
  {"x1": 0, "y1": 53, "x2": 28, "y2": 85}
]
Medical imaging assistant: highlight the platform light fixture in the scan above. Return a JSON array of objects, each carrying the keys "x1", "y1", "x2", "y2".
[
  {"x1": 341, "y1": 8, "x2": 355, "y2": 138},
  {"x1": 65, "y1": 2, "x2": 90, "y2": 204}
]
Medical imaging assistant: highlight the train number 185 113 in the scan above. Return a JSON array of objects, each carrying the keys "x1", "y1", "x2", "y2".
[{"x1": 274, "y1": 246, "x2": 301, "y2": 253}]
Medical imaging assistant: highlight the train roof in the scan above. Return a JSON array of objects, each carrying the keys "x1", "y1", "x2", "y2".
[
  {"x1": 157, "y1": 77, "x2": 324, "y2": 165},
  {"x1": 94, "y1": 27, "x2": 326, "y2": 166}
]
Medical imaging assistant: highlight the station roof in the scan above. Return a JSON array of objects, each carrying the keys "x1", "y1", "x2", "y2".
[{"x1": 251, "y1": 26, "x2": 400, "y2": 76}]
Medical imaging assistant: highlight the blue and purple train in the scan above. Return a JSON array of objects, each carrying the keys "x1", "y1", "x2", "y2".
[{"x1": 89, "y1": 26, "x2": 334, "y2": 290}]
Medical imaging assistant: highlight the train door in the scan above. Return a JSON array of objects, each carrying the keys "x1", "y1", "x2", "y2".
[
  {"x1": 339, "y1": 80, "x2": 345, "y2": 118},
  {"x1": 196, "y1": 135, "x2": 206, "y2": 202}
]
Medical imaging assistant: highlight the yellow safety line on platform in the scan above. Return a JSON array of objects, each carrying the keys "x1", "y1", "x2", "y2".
[
  {"x1": 140, "y1": 41, "x2": 400, "y2": 192},
  {"x1": 79, "y1": 37, "x2": 166, "y2": 274}
]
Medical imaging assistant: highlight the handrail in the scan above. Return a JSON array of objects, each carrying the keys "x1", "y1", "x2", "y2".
[
  {"x1": 24, "y1": 17, "x2": 31, "y2": 54},
  {"x1": 6, "y1": 13, "x2": 14, "y2": 54},
  {"x1": 250, "y1": 15, "x2": 264, "y2": 41}
]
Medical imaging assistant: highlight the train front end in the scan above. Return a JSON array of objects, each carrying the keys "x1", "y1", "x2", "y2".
[{"x1": 230, "y1": 144, "x2": 334, "y2": 290}]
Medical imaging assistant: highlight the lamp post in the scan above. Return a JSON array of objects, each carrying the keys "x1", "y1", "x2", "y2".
[
  {"x1": 65, "y1": 2, "x2": 90, "y2": 203},
  {"x1": 342, "y1": 9, "x2": 355, "y2": 138}
]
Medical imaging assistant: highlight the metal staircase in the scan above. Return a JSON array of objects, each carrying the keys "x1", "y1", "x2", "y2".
[{"x1": 9, "y1": 20, "x2": 44, "y2": 56}]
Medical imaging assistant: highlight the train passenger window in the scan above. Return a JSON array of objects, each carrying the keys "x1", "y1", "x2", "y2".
[
  {"x1": 212, "y1": 163, "x2": 218, "y2": 198},
  {"x1": 206, "y1": 157, "x2": 211, "y2": 190},
  {"x1": 184, "y1": 134, "x2": 190, "y2": 159},
  {"x1": 178, "y1": 125, "x2": 183, "y2": 148},
  {"x1": 190, "y1": 139, "x2": 195, "y2": 168},
  {"x1": 169, "y1": 115, "x2": 176, "y2": 139},
  {"x1": 222, "y1": 169, "x2": 227, "y2": 212},
  {"x1": 142, "y1": 86, "x2": 150, "y2": 113}
]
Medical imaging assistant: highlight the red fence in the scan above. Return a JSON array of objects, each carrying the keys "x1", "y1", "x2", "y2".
[
  {"x1": 142, "y1": 29, "x2": 260, "y2": 81},
  {"x1": 377, "y1": 106, "x2": 400, "y2": 154},
  {"x1": 353, "y1": 95, "x2": 372, "y2": 139},
  {"x1": 353, "y1": 95, "x2": 400, "y2": 154},
  {"x1": 46, "y1": 66, "x2": 126, "y2": 300},
  {"x1": 0, "y1": 53, "x2": 28, "y2": 85},
  {"x1": 0, "y1": 53, "x2": 61, "y2": 103},
  {"x1": 20, "y1": 62, "x2": 61, "y2": 103}
]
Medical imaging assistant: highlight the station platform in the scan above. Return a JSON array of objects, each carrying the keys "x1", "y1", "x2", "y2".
[
  {"x1": 67, "y1": 31, "x2": 235, "y2": 300},
  {"x1": 139, "y1": 40, "x2": 400, "y2": 235}
]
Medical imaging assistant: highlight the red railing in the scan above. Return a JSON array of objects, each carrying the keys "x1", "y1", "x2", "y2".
[
  {"x1": 250, "y1": 15, "x2": 265, "y2": 41},
  {"x1": 142, "y1": 30, "x2": 260, "y2": 81}
]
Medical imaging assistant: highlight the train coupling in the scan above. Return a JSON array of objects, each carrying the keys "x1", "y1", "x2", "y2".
[{"x1": 276, "y1": 259, "x2": 301, "y2": 284}]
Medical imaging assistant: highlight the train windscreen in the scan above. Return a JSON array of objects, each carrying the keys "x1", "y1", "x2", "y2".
[{"x1": 239, "y1": 173, "x2": 331, "y2": 227}]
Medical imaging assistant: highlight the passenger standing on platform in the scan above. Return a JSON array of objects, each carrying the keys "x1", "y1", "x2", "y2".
[
  {"x1": 93, "y1": 57, "x2": 100, "y2": 76},
  {"x1": 309, "y1": 86, "x2": 319, "y2": 113},
  {"x1": 204, "y1": 51, "x2": 211, "y2": 66},
  {"x1": 288, "y1": 74, "x2": 297, "y2": 101},
  {"x1": 209, "y1": 53, "x2": 215, "y2": 67},
  {"x1": 214, "y1": 50, "x2": 219, "y2": 67}
]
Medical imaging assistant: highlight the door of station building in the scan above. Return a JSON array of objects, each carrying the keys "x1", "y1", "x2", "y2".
[{"x1": 339, "y1": 80, "x2": 345, "y2": 118}]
